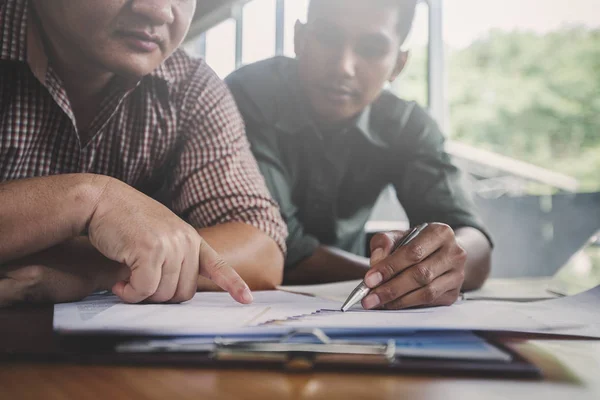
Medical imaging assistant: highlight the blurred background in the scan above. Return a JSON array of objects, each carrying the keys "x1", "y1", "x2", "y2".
[{"x1": 183, "y1": 0, "x2": 599, "y2": 280}]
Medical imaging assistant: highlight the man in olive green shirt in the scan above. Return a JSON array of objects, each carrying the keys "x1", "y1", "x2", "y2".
[{"x1": 226, "y1": 0, "x2": 493, "y2": 310}]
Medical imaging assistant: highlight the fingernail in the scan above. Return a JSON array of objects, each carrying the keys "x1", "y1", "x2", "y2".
[
  {"x1": 363, "y1": 294, "x2": 381, "y2": 310},
  {"x1": 365, "y1": 272, "x2": 383, "y2": 288},
  {"x1": 242, "y1": 287, "x2": 253, "y2": 303},
  {"x1": 371, "y1": 248, "x2": 385, "y2": 265}
]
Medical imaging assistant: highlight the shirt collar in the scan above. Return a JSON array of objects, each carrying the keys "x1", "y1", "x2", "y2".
[
  {"x1": 0, "y1": 0, "x2": 49, "y2": 85},
  {"x1": 149, "y1": 61, "x2": 175, "y2": 85}
]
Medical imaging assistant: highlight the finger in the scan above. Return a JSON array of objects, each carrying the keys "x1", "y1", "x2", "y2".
[
  {"x1": 198, "y1": 238, "x2": 253, "y2": 304},
  {"x1": 369, "y1": 230, "x2": 408, "y2": 265},
  {"x1": 363, "y1": 254, "x2": 453, "y2": 309},
  {"x1": 112, "y1": 257, "x2": 162, "y2": 304},
  {"x1": 170, "y1": 235, "x2": 201, "y2": 304},
  {"x1": 145, "y1": 256, "x2": 182, "y2": 303},
  {"x1": 0, "y1": 277, "x2": 28, "y2": 307},
  {"x1": 382, "y1": 271, "x2": 464, "y2": 310},
  {"x1": 364, "y1": 224, "x2": 453, "y2": 289}
]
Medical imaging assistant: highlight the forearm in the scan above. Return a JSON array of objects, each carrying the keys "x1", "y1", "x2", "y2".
[
  {"x1": 2, "y1": 237, "x2": 129, "y2": 304},
  {"x1": 197, "y1": 222, "x2": 284, "y2": 291},
  {"x1": 0, "y1": 174, "x2": 108, "y2": 264},
  {"x1": 284, "y1": 246, "x2": 370, "y2": 285},
  {"x1": 455, "y1": 226, "x2": 492, "y2": 291}
]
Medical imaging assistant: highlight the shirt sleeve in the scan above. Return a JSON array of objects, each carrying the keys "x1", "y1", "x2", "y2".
[
  {"x1": 169, "y1": 67, "x2": 288, "y2": 254},
  {"x1": 226, "y1": 74, "x2": 320, "y2": 269},
  {"x1": 390, "y1": 102, "x2": 493, "y2": 246},
  {"x1": 247, "y1": 120, "x2": 320, "y2": 269}
]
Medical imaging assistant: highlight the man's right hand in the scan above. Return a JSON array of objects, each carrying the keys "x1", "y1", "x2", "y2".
[{"x1": 87, "y1": 178, "x2": 253, "y2": 305}]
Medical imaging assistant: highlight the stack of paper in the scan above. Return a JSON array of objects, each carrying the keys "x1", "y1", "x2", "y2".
[
  {"x1": 54, "y1": 291, "x2": 339, "y2": 335},
  {"x1": 54, "y1": 285, "x2": 600, "y2": 339},
  {"x1": 275, "y1": 286, "x2": 600, "y2": 338}
]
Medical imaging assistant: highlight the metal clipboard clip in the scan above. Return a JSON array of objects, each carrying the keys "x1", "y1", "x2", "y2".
[{"x1": 213, "y1": 328, "x2": 396, "y2": 371}]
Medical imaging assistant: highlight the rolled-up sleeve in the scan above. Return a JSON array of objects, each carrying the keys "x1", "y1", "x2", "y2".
[{"x1": 169, "y1": 67, "x2": 287, "y2": 254}]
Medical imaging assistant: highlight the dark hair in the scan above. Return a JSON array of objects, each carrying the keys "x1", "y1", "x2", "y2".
[{"x1": 307, "y1": 0, "x2": 418, "y2": 44}]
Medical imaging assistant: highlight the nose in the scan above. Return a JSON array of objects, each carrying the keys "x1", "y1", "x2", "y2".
[
  {"x1": 333, "y1": 47, "x2": 357, "y2": 78},
  {"x1": 130, "y1": 0, "x2": 175, "y2": 25}
]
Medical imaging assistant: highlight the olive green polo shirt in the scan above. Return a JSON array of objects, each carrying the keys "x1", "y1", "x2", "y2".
[{"x1": 226, "y1": 56, "x2": 491, "y2": 269}]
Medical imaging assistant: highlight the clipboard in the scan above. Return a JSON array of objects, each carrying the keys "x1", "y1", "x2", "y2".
[{"x1": 54, "y1": 329, "x2": 542, "y2": 378}]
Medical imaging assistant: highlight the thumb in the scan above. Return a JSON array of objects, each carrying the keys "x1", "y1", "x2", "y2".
[
  {"x1": 369, "y1": 230, "x2": 409, "y2": 266},
  {"x1": 198, "y1": 239, "x2": 253, "y2": 304}
]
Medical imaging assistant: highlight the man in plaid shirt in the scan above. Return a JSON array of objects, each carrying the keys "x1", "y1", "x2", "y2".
[{"x1": 0, "y1": 0, "x2": 288, "y2": 306}]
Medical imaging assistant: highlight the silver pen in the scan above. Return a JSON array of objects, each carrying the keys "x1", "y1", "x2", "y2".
[{"x1": 340, "y1": 223, "x2": 429, "y2": 312}]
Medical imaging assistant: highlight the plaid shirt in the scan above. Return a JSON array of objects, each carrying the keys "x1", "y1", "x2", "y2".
[{"x1": 0, "y1": 0, "x2": 287, "y2": 252}]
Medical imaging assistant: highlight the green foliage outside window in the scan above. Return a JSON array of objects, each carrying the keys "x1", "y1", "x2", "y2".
[{"x1": 394, "y1": 26, "x2": 600, "y2": 192}]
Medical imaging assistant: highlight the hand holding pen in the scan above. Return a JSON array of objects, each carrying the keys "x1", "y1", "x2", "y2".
[{"x1": 342, "y1": 223, "x2": 468, "y2": 311}]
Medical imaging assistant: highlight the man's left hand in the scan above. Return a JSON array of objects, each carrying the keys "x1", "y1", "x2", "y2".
[{"x1": 362, "y1": 223, "x2": 467, "y2": 310}]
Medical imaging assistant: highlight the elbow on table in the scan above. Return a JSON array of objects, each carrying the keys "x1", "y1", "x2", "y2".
[{"x1": 251, "y1": 244, "x2": 284, "y2": 290}]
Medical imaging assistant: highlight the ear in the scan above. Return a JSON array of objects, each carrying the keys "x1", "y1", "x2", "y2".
[
  {"x1": 388, "y1": 50, "x2": 409, "y2": 83},
  {"x1": 294, "y1": 20, "x2": 307, "y2": 58}
]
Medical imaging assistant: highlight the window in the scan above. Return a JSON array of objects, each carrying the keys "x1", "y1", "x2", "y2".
[
  {"x1": 445, "y1": 0, "x2": 600, "y2": 193},
  {"x1": 389, "y1": 0, "x2": 430, "y2": 106},
  {"x1": 444, "y1": 0, "x2": 600, "y2": 279},
  {"x1": 242, "y1": 0, "x2": 277, "y2": 65},
  {"x1": 204, "y1": 19, "x2": 237, "y2": 78},
  {"x1": 184, "y1": 0, "x2": 600, "y2": 279}
]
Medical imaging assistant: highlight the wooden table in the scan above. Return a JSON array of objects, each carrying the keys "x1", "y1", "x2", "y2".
[{"x1": 1, "y1": 305, "x2": 599, "y2": 400}]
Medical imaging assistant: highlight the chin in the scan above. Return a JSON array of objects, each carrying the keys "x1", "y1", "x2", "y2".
[
  {"x1": 106, "y1": 56, "x2": 164, "y2": 80},
  {"x1": 320, "y1": 108, "x2": 357, "y2": 124}
]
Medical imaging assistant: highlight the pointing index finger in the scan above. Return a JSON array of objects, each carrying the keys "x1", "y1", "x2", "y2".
[{"x1": 198, "y1": 239, "x2": 253, "y2": 304}]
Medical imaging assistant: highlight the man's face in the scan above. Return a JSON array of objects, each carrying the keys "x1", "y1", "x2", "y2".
[
  {"x1": 32, "y1": 0, "x2": 196, "y2": 79},
  {"x1": 295, "y1": 0, "x2": 405, "y2": 124}
]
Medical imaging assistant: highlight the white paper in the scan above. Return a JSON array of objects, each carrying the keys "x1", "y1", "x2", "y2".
[
  {"x1": 54, "y1": 291, "x2": 340, "y2": 335},
  {"x1": 280, "y1": 277, "x2": 559, "y2": 303},
  {"x1": 274, "y1": 285, "x2": 600, "y2": 339},
  {"x1": 278, "y1": 280, "x2": 362, "y2": 302},
  {"x1": 55, "y1": 285, "x2": 600, "y2": 339},
  {"x1": 462, "y1": 277, "x2": 557, "y2": 301}
]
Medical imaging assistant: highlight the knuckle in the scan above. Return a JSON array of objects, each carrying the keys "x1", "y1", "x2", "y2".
[
  {"x1": 406, "y1": 243, "x2": 425, "y2": 263},
  {"x1": 370, "y1": 233, "x2": 386, "y2": 247},
  {"x1": 184, "y1": 227, "x2": 200, "y2": 245},
  {"x1": 414, "y1": 264, "x2": 434, "y2": 285},
  {"x1": 370, "y1": 231, "x2": 398, "y2": 251},
  {"x1": 137, "y1": 286, "x2": 157, "y2": 298},
  {"x1": 441, "y1": 291, "x2": 460, "y2": 306},
  {"x1": 162, "y1": 262, "x2": 182, "y2": 276},
  {"x1": 208, "y1": 259, "x2": 228, "y2": 280},
  {"x1": 381, "y1": 263, "x2": 396, "y2": 280},
  {"x1": 148, "y1": 293, "x2": 170, "y2": 303},
  {"x1": 175, "y1": 226, "x2": 195, "y2": 244},
  {"x1": 376, "y1": 285, "x2": 396, "y2": 303},
  {"x1": 432, "y1": 223, "x2": 452, "y2": 239},
  {"x1": 140, "y1": 234, "x2": 165, "y2": 254},
  {"x1": 172, "y1": 289, "x2": 196, "y2": 304},
  {"x1": 422, "y1": 285, "x2": 438, "y2": 303},
  {"x1": 19, "y1": 265, "x2": 46, "y2": 284},
  {"x1": 454, "y1": 245, "x2": 468, "y2": 263}
]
